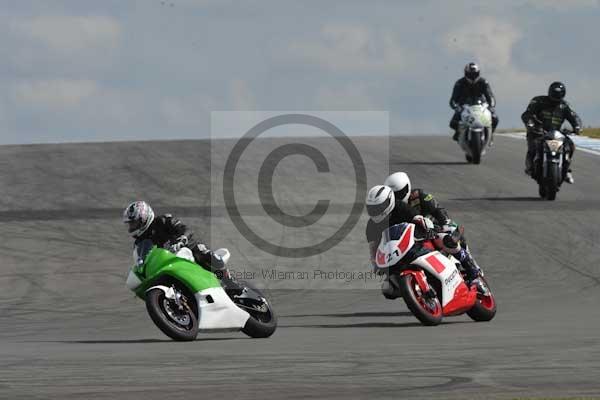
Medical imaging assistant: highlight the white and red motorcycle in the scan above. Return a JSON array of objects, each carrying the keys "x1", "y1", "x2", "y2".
[{"x1": 374, "y1": 222, "x2": 496, "y2": 325}]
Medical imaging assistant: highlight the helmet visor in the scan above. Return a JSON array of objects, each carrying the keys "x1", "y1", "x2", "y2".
[
  {"x1": 549, "y1": 91, "x2": 564, "y2": 101},
  {"x1": 367, "y1": 197, "x2": 391, "y2": 218},
  {"x1": 126, "y1": 219, "x2": 142, "y2": 233},
  {"x1": 465, "y1": 71, "x2": 480, "y2": 82},
  {"x1": 395, "y1": 185, "x2": 409, "y2": 202}
]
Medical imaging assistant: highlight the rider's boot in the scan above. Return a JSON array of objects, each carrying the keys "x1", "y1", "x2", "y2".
[
  {"x1": 565, "y1": 169, "x2": 574, "y2": 184},
  {"x1": 452, "y1": 130, "x2": 460, "y2": 142},
  {"x1": 456, "y1": 247, "x2": 481, "y2": 286},
  {"x1": 381, "y1": 276, "x2": 400, "y2": 299},
  {"x1": 524, "y1": 154, "x2": 534, "y2": 177},
  {"x1": 217, "y1": 269, "x2": 244, "y2": 296}
]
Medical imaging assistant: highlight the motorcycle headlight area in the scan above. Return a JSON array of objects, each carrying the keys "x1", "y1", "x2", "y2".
[{"x1": 545, "y1": 139, "x2": 563, "y2": 153}]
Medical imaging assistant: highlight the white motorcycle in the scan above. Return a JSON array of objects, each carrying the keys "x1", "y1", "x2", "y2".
[{"x1": 457, "y1": 101, "x2": 493, "y2": 164}]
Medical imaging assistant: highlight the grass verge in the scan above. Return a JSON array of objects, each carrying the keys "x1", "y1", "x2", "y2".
[{"x1": 583, "y1": 128, "x2": 600, "y2": 139}]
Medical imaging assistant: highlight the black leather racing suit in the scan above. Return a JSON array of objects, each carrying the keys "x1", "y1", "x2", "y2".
[
  {"x1": 449, "y1": 77, "x2": 499, "y2": 132},
  {"x1": 520, "y1": 96, "x2": 582, "y2": 174},
  {"x1": 134, "y1": 214, "x2": 225, "y2": 275}
]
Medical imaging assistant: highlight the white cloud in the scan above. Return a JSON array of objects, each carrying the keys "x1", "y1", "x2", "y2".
[
  {"x1": 12, "y1": 79, "x2": 98, "y2": 110},
  {"x1": 288, "y1": 24, "x2": 406, "y2": 73},
  {"x1": 11, "y1": 15, "x2": 120, "y2": 53},
  {"x1": 444, "y1": 17, "x2": 521, "y2": 70},
  {"x1": 315, "y1": 84, "x2": 377, "y2": 110},
  {"x1": 161, "y1": 95, "x2": 217, "y2": 129}
]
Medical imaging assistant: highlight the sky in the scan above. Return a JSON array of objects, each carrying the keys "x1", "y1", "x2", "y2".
[{"x1": 1, "y1": 0, "x2": 599, "y2": 144}]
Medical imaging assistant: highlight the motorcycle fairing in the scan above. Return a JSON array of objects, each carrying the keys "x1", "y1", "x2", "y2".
[
  {"x1": 375, "y1": 223, "x2": 415, "y2": 269},
  {"x1": 410, "y1": 251, "x2": 474, "y2": 310},
  {"x1": 195, "y1": 287, "x2": 250, "y2": 330},
  {"x1": 458, "y1": 103, "x2": 492, "y2": 156}
]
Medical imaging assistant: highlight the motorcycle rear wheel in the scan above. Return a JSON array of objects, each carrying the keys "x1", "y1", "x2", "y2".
[
  {"x1": 235, "y1": 281, "x2": 277, "y2": 338},
  {"x1": 398, "y1": 274, "x2": 442, "y2": 326},
  {"x1": 466, "y1": 277, "x2": 497, "y2": 322}
]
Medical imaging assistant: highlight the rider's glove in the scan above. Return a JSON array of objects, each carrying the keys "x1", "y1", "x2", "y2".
[
  {"x1": 441, "y1": 219, "x2": 457, "y2": 233},
  {"x1": 454, "y1": 105, "x2": 463, "y2": 113},
  {"x1": 196, "y1": 243, "x2": 209, "y2": 254},
  {"x1": 412, "y1": 215, "x2": 435, "y2": 239},
  {"x1": 167, "y1": 235, "x2": 188, "y2": 253},
  {"x1": 574, "y1": 126, "x2": 582, "y2": 135}
]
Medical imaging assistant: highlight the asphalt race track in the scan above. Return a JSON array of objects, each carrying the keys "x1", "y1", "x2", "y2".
[{"x1": 0, "y1": 135, "x2": 599, "y2": 399}]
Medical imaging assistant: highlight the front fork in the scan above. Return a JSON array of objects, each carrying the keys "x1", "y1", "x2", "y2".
[{"x1": 400, "y1": 270, "x2": 436, "y2": 299}]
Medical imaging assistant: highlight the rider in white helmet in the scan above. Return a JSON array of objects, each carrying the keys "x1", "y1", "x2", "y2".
[
  {"x1": 366, "y1": 185, "x2": 434, "y2": 299},
  {"x1": 122, "y1": 201, "x2": 242, "y2": 295},
  {"x1": 382, "y1": 172, "x2": 482, "y2": 283}
]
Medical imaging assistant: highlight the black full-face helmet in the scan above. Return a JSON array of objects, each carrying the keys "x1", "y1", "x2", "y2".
[
  {"x1": 464, "y1": 62, "x2": 481, "y2": 83},
  {"x1": 548, "y1": 81, "x2": 566, "y2": 102}
]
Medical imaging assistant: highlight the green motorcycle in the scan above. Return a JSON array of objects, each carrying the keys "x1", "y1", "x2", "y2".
[{"x1": 126, "y1": 239, "x2": 277, "y2": 341}]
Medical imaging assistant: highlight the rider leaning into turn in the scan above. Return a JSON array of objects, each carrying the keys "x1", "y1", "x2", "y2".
[
  {"x1": 122, "y1": 201, "x2": 242, "y2": 294},
  {"x1": 521, "y1": 81, "x2": 582, "y2": 184},
  {"x1": 365, "y1": 173, "x2": 482, "y2": 297},
  {"x1": 449, "y1": 62, "x2": 499, "y2": 142}
]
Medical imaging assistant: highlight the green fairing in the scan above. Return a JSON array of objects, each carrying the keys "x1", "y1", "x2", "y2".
[{"x1": 133, "y1": 246, "x2": 221, "y2": 298}]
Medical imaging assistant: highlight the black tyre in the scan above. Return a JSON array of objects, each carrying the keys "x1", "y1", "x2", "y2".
[
  {"x1": 145, "y1": 285, "x2": 198, "y2": 341},
  {"x1": 538, "y1": 184, "x2": 546, "y2": 199},
  {"x1": 465, "y1": 154, "x2": 473, "y2": 163},
  {"x1": 466, "y1": 277, "x2": 497, "y2": 322},
  {"x1": 470, "y1": 131, "x2": 482, "y2": 164},
  {"x1": 235, "y1": 282, "x2": 277, "y2": 338},
  {"x1": 398, "y1": 273, "x2": 442, "y2": 326},
  {"x1": 545, "y1": 163, "x2": 560, "y2": 201}
]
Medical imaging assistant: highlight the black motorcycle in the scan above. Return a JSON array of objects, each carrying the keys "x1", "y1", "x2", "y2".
[{"x1": 531, "y1": 128, "x2": 574, "y2": 201}]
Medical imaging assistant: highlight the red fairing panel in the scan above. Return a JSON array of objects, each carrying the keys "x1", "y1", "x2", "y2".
[
  {"x1": 422, "y1": 241, "x2": 435, "y2": 251},
  {"x1": 443, "y1": 282, "x2": 477, "y2": 316},
  {"x1": 425, "y1": 254, "x2": 446, "y2": 274},
  {"x1": 397, "y1": 224, "x2": 414, "y2": 254},
  {"x1": 376, "y1": 249, "x2": 386, "y2": 266}
]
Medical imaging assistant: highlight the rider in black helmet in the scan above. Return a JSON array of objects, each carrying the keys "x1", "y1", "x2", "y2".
[
  {"x1": 449, "y1": 62, "x2": 499, "y2": 141},
  {"x1": 521, "y1": 81, "x2": 582, "y2": 183}
]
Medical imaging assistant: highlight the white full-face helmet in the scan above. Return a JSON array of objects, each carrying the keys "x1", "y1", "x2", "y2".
[
  {"x1": 384, "y1": 172, "x2": 411, "y2": 204},
  {"x1": 366, "y1": 185, "x2": 395, "y2": 223},
  {"x1": 122, "y1": 201, "x2": 155, "y2": 238}
]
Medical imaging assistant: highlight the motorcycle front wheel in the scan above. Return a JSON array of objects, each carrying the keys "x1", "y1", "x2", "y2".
[
  {"x1": 470, "y1": 131, "x2": 482, "y2": 164},
  {"x1": 145, "y1": 284, "x2": 199, "y2": 341},
  {"x1": 398, "y1": 274, "x2": 442, "y2": 326},
  {"x1": 544, "y1": 163, "x2": 560, "y2": 201}
]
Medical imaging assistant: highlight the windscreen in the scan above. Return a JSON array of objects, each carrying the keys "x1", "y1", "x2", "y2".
[
  {"x1": 133, "y1": 239, "x2": 154, "y2": 265},
  {"x1": 464, "y1": 96, "x2": 486, "y2": 106},
  {"x1": 382, "y1": 223, "x2": 410, "y2": 243}
]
